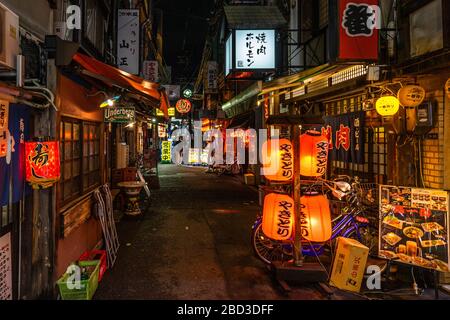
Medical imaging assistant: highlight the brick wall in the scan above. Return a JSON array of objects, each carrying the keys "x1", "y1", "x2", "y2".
[{"x1": 421, "y1": 88, "x2": 445, "y2": 189}]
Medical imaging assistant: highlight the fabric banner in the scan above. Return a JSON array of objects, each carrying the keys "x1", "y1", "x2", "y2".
[
  {"x1": 322, "y1": 111, "x2": 365, "y2": 164},
  {"x1": 0, "y1": 104, "x2": 31, "y2": 206}
]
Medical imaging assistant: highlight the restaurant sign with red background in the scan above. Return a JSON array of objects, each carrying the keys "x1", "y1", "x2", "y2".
[{"x1": 338, "y1": 0, "x2": 379, "y2": 61}]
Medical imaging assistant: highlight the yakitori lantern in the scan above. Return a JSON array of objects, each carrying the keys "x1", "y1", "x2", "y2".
[
  {"x1": 261, "y1": 138, "x2": 294, "y2": 181},
  {"x1": 376, "y1": 96, "x2": 400, "y2": 116},
  {"x1": 299, "y1": 131, "x2": 329, "y2": 177},
  {"x1": 397, "y1": 85, "x2": 425, "y2": 107},
  {"x1": 300, "y1": 194, "x2": 332, "y2": 242},
  {"x1": 25, "y1": 141, "x2": 60, "y2": 189},
  {"x1": 262, "y1": 193, "x2": 295, "y2": 241}
]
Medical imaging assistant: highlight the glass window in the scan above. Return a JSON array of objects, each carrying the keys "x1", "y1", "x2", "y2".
[{"x1": 60, "y1": 118, "x2": 101, "y2": 205}]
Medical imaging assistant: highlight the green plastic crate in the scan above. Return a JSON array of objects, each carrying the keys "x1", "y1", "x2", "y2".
[{"x1": 57, "y1": 260, "x2": 100, "y2": 300}]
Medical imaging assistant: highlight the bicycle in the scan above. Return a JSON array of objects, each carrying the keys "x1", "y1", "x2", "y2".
[{"x1": 251, "y1": 175, "x2": 379, "y2": 265}]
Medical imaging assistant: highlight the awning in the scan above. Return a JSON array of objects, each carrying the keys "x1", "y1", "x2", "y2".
[
  {"x1": 224, "y1": 5, "x2": 287, "y2": 29},
  {"x1": 73, "y1": 53, "x2": 169, "y2": 118},
  {"x1": 221, "y1": 81, "x2": 262, "y2": 118}
]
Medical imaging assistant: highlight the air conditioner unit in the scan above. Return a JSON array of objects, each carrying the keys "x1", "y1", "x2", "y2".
[{"x1": 0, "y1": 3, "x2": 19, "y2": 70}]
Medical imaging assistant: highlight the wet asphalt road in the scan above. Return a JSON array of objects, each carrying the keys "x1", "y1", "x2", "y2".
[{"x1": 95, "y1": 164, "x2": 292, "y2": 299}]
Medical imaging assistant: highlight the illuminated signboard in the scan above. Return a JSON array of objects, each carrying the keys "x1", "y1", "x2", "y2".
[
  {"x1": 175, "y1": 99, "x2": 192, "y2": 114},
  {"x1": 225, "y1": 34, "x2": 232, "y2": 76},
  {"x1": 168, "y1": 107, "x2": 175, "y2": 117},
  {"x1": 161, "y1": 141, "x2": 171, "y2": 163},
  {"x1": 235, "y1": 29, "x2": 275, "y2": 70}
]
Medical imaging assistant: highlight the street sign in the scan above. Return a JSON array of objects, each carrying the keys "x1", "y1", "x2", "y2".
[{"x1": 104, "y1": 106, "x2": 135, "y2": 123}]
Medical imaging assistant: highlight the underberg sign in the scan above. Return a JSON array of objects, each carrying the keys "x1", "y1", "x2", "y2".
[{"x1": 104, "y1": 107, "x2": 135, "y2": 123}]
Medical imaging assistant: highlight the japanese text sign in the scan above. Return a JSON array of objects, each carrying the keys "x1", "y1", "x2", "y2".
[
  {"x1": 322, "y1": 111, "x2": 365, "y2": 164},
  {"x1": 143, "y1": 60, "x2": 159, "y2": 82},
  {"x1": 0, "y1": 100, "x2": 9, "y2": 131},
  {"x1": 117, "y1": 9, "x2": 140, "y2": 75},
  {"x1": 161, "y1": 141, "x2": 171, "y2": 163},
  {"x1": 235, "y1": 29, "x2": 275, "y2": 70},
  {"x1": 339, "y1": 0, "x2": 379, "y2": 60}
]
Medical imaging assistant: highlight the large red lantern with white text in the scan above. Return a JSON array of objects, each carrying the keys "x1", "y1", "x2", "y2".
[
  {"x1": 25, "y1": 141, "x2": 60, "y2": 189},
  {"x1": 299, "y1": 130, "x2": 329, "y2": 177},
  {"x1": 299, "y1": 194, "x2": 332, "y2": 242},
  {"x1": 261, "y1": 138, "x2": 294, "y2": 182},
  {"x1": 262, "y1": 193, "x2": 295, "y2": 241}
]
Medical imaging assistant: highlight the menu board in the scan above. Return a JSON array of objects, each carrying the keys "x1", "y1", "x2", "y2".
[
  {"x1": 0, "y1": 232, "x2": 12, "y2": 300},
  {"x1": 378, "y1": 185, "x2": 449, "y2": 272}
]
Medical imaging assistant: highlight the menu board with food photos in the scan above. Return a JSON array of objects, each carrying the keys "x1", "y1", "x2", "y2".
[{"x1": 378, "y1": 185, "x2": 449, "y2": 272}]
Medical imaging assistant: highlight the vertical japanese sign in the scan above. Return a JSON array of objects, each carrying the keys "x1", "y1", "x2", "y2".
[
  {"x1": 322, "y1": 111, "x2": 365, "y2": 164},
  {"x1": 117, "y1": 9, "x2": 139, "y2": 75},
  {"x1": 0, "y1": 100, "x2": 9, "y2": 131},
  {"x1": 235, "y1": 29, "x2": 275, "y2": 69},
  {"x1": 161, "y1": 141, "x2": 171, "y2": 163},
  {"x1": 205, "y1": 61, "x2": 218, "y2": 91},
  {"x1": 1, "y1": 104, "x2": 30, "y2": 206},
  {"x1": 143, "y1": 60, "x2": 159, "y2": 82},
  {"x1": 339, "y1": 0, "x2": 379, "y2": 60},
  {"x1": 0, "y1": 232, "x2": 12, "y2": 300}
]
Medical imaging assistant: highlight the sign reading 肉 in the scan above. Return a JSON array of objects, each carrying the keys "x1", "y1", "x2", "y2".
[
  {"x1": 379, "y1": 185, "x2": 449, "y2": 273},
  {"x1": 104, "y1": 107, "x2": 135, "y2": 123},
  {"x1": 0, "y1": 232, "x2": 12, "y2": 300}
]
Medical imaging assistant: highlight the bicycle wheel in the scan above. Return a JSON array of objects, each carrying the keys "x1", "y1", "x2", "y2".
[{"x1": 251, "y1": 220, "x2": 293, "y2": 265}]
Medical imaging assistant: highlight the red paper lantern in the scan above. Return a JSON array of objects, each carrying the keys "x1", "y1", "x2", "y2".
[
  {"x1": 25, "y1": 141, "x2": 60, "y2": 189},
  {"x1": 261, "y1": 138, "x2": 294, "y2": 182},
  {"x1": 299, "y1": 194, "x2": 332, "y2": 242},
  {"x1": 262, "y1": 193, "x2": 295, "y2": 241},
  {"x1": 299, "y1": 130, "x2": 329, "y2": 177}
]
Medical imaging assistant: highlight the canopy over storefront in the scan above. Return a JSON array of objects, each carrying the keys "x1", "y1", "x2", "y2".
[{"x1": 72, "y1": 53, "x2": 169, "y2": 118}]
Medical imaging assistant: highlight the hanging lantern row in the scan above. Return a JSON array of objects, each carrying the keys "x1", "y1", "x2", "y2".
[
  {"x1": 262, "y1": 192, "x2": 332, "y2": 243},
  {"x1": 25, "y1": 141, "x2": 60, "y2": 189},
  {"x1": 261, "y1": 131, "x2": 329, "y2": 181}
]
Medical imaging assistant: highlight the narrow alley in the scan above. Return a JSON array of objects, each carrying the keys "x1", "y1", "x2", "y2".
[{"x1": 96, "y1": 165, "x2": 290, "y2": 299}]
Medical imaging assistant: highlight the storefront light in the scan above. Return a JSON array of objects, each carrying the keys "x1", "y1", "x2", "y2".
[
  {"x1": 25, "y1": 141, "x2": 60, "y2": 189},
  {"x1": 375, "y1": 96, "x2": 400, "y2": 116},
  {"x1": 100, "y1": 95, "x2": 121, "y2": 108}
]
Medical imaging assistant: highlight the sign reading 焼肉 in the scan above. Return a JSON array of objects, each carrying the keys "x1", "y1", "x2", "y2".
[
  {"x1": 104, "y1": 107, "x2": 135, "y2": 123},
  {"x1": 379, "y1": 185, "x2": 449, "y2": 272},
  {"x1": 234, "y1": 29, "x2": 275, "y2": 70}
]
